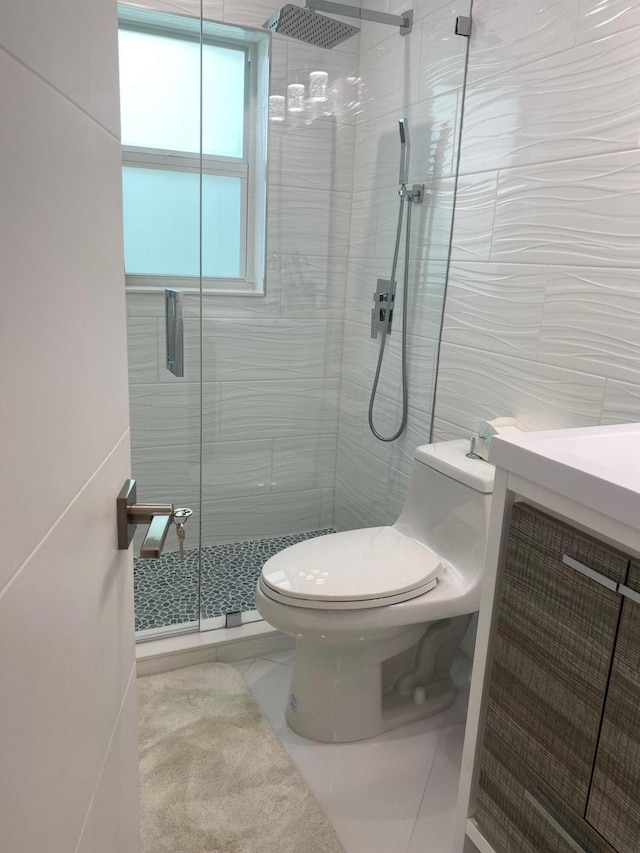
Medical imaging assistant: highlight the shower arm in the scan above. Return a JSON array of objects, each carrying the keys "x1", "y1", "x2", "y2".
[{"x1": 306, "y1": 1, "x2": 413, "y2": 34}]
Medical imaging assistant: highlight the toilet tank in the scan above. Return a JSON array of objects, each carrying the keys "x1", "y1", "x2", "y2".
[{"x1": 394, "y1": 439, "x2": 495, "y2": 583}]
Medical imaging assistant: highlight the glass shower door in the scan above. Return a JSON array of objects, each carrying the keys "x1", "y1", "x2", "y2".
[{"x1": 120, "y1": 4, "x2": 204, "y2": 639}]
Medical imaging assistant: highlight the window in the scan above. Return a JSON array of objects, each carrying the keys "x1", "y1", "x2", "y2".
[{"x1": 118, "y1": 7, "x2": 268, "y2": 293}]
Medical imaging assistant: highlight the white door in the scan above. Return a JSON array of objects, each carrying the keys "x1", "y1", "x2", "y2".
[{"x1": 0, "y1": 2, "x2": 140, "y2": 851}]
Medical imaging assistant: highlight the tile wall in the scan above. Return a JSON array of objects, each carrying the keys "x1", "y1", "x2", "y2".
[
  {"x1": 333, "y1": 0, "x2": 471, "y2": 530},
  {"x1": 433, "y1": 0, "x2": 640, "y2": 439},
  {"x1": 125, "y1": 0, "x2": 359, "y2": 545}
]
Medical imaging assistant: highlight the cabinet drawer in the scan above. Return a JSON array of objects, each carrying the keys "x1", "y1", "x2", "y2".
[
  {"x1": 485, "y1": 503, "x2": 626, "y2": 814},
  {"x1": 587, "y1": 579, "x2": 640, "y2": 852},
  {"x1": 477, "y1": 726, "x2": 616, "y2": 853}
]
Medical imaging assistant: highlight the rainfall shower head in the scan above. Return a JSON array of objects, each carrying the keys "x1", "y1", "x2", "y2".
[{"x1": 263, "y1": 4, "x2": 360, "y2": 49}]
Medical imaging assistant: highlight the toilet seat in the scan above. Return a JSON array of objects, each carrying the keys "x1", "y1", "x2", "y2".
[{"x1": 260, "y1": 526, "x2": 444, "y2": 610}]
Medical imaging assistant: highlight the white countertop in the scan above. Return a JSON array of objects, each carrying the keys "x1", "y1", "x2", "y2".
[{"x1": 488, "y1": 422, "x2": 640, "y2": 533}]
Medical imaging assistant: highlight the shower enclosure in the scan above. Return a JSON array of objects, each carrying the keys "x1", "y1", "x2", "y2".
[{"x1": 122, "y1": 0, "x2": 472, "y2": 640}]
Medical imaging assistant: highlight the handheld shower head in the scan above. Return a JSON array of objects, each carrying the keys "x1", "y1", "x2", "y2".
[
  {"x1": 398, "y1": 118, "x2": 409, "y2": 185},
  {"x1": 263, "y1": 4, "x2": 360, "y2": 48}
]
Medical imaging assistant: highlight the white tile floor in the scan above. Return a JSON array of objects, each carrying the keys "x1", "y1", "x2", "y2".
[{"x1": 233, "y1": 649, "x2": 471, "y2": 853}]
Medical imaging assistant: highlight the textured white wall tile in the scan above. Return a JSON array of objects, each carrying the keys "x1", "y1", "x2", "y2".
[
  {"x1": 492, "y1": 151, "x2": 640, "y2": 267},
  {"x1": 325, "y1": 321, "x2": 345, "y2": 378},
  {"x1": 268, "y1": 115, "x2": 354, "y2": 193},
  {"x1": 272, "y1": 434, "x2": 338, "y2": 492},
  {"x1": 131, "y1": 443, "x2": 201, "y2": 506},
  {"x1": 385, "y1": 467, "x2": 411, "y2": 524},
  {"x1": 450, "y1": 172, "x2": 497, "y2": 260},
  {"x1": 334, "y1": 437, "x2": 392, "y2": 529},
  {"x1": 538, "y1": 267, "x2": 640, "y2": 382},
  {"x1": 220, "y1": 379, "x2": 340, "y2": 439},
  {"x1": 334, "y1": 437, "x2": 391, "y2": 530},
  {"x1": 200, "y1": 319, "x2": 329, "y2": 380},
  {"x1": 416, "y1": 3, "x2": 469, "y2": 99},
  {"x1": 200, "y1": 489, "x2": 323, "y2": 545},
  {"x1": 267, "y1": 184, "x2": 352, "y2": 257},
  {"x1": 442, "y1": 262, "x2": 547, "y2": 356},
  {"x1": 338, "y1": 378, "x2": 368, "y2": 448},
  {"x1": 467, "y1": 0, "x2": 580, "y2": 83},
  {"x1": 127, "y1": 317, "x2": 160, "y2": 384},
  {"x1": 375, "y1": 178, "x2": 455, "y2": 262},
  {"x1": 221, "y1": 0, "x2": 275, "y2": 28},
  {"x1": 349, "y1": 189, "x2": 379, "y2": 258},
  {"x1": 358, "y1": 32, "x2": 421, "y2": 121},
  {"x1": 601, "y1": 379, "x2": 640, "y2": 425},
  {"x1": 353, "y1": 92, "x2": 458, "y2": 191},
  {"x1": 202, "y1": 439, "x2": 273, "y2": 498},
  {"x1": 576, "y1": 0, "x2": 640, "y2": 44},
  {"x1": 320, "y1": 486, "x2": 335, "y2": 529},
  {"x1": 362, "y1": 399, "x2": 432, "y2": 473},
  {"x1": 132, "y1": 439, "x2": 273, "y2": 502},
  {"x1": 130, "y1": 382, "x2": 219, "y2": 447},
  {"x1": 429, "y1": 416, "x2": 469, "y2": 442},
  {"x1": 436, "y1": 342, "x2": 606, "y2": 434},
  {"x1": 280, "y1": 254, "x2": 347, "y2": 320},
  {"x1": 461, "y1": 29, "x2": 640, "y2": 173}
]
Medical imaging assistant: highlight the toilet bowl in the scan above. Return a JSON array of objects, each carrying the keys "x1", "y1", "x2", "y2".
[{"x1": 255, "y1": 439, "x2": 495, "y2": 742}]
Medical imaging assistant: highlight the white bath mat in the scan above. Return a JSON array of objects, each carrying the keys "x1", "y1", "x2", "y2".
[{"x1": 138, "y1": 662, "x2": 345, "y2": 853}]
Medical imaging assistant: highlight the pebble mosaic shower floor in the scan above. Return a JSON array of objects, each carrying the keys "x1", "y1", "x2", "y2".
[{"x1": 134, "y1": 528, "x2": 336, "y2": 633}]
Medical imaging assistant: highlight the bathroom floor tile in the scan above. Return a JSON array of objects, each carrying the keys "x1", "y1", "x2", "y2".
[
  {"x1": 406, "y1": 720, "x2": 466, "y2": 853},
  {"x1": 227, "y1": 658, "x2": 256, "y2": 675},
  {"x1": 243, "y1": 655, "x2": 468, "y2": 853}
]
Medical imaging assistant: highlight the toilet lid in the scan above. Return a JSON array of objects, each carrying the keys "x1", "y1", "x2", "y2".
[{"x1": 260, "y1": 527, "x2": 444, "y2": 610}]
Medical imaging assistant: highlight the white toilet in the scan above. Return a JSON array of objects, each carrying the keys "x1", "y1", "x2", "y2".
[{"x1": 255, "y1": 439, "x2": 495, "y2": 742}]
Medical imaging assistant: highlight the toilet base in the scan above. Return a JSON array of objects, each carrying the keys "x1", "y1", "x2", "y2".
[
  {"x1": 286, "y1": 671, "x2": 457, "y2": 742},
  {"x1": 283, "y1": 626, "x2": 461, "y2": 742}
]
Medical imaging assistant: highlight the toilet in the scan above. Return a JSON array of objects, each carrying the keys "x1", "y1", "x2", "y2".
[{"x1": 255, "y1": 439, "x2": 495, "y2": 742}]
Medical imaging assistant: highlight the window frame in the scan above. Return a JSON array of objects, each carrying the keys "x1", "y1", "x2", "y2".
[{"x1": 118, "y1": 13, "x2": 266, "y2": 295}]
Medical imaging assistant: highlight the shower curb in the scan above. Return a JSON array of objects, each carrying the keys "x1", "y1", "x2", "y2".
[{"x1": 136, "y1": 621, "x2": 294, "y2": 677}]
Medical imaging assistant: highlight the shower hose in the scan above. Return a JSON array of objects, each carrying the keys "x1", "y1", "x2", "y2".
[{"x1": 368, "y1": 191, "x2": 414, "y2": 442}]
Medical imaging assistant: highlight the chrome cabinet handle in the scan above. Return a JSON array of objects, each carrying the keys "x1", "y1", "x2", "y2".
[
  {"x1": 525, "y1": 789, "x2": 595, "y2": 853},
  {"x1": 619, "y1": 583, "x2": 640, "y2": 605},
  {"x1": 562, "y1": 554, "x2": 618, "y2": 592}
]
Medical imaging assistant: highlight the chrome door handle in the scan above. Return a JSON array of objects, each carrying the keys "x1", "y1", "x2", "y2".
[{"x1": 165, "y1": 288, "x2": 184, "y2": 377}]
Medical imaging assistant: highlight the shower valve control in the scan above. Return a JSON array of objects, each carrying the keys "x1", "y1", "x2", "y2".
[{"x1": 371, "y1": 279, "x2": 395, "y2": 339}]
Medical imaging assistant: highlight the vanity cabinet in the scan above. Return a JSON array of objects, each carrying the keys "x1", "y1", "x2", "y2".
[
  {"x1": 586, "y1": 560, "x2": 640, "y2": 851},
  {"x1": 473, "y1": 503, "x2": 640, "y2": 853}
]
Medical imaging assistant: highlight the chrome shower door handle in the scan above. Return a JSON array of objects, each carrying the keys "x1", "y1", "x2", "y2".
[{"x1": 165, "y1": 288, "x2": 184, "y2": 377}]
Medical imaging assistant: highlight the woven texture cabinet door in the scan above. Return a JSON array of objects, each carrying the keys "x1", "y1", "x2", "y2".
[
  {"x1": 587, "y1": 560, "x2": 640, "y2": 852},
  {"x1": 485, "y1": 503, "x2": 627, "y2": 815},
  {"x1": 477, "y1": 727, "x2": 616, "y2": 853}
]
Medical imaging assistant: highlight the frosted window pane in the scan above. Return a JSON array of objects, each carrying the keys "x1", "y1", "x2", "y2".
[
  {"x1": 119, "y1": 29, "x2": 200, "y2": 152},
  {"x1": 202, "y1": 45, "x2": 245, "y2": 157},
  {"x1": 122, "y1": 168, "x2": 242, "y2": 277},
  {"x1": 119, "y1": 30, "x2": 245, "y2": 157},
  {"x1": 202, "y1": 174, "x2": 242, "y2": 277}
]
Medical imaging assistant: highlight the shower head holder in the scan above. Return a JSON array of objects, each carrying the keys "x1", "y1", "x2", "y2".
[
  {"x1": 263, "y1": 2, "x2": 412, "y2": 49},
  {"x1": 308, "y1": 1, "x2": 413, "y2": 35}
]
